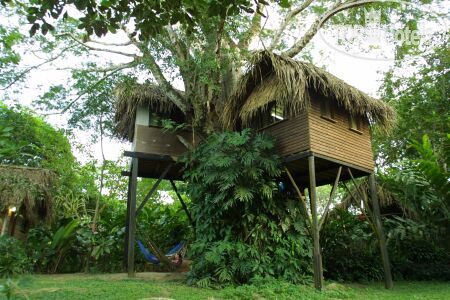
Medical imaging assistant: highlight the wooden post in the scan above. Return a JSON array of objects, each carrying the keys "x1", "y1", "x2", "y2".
[
  {"x1": 170, "y1": 180, "x2": 195, "y2": 231},
  {"x1": 369, "y1": 173, "x2": 393, "y2": 289},
  {"x1": 127, "y1": 157, "x2": 138, "y2": 278},
  {"x1": 124, "y1": 171, "x2": 132, "y2": 269},
  {"x1": 308, "y1": 156, "x2": 323, "y2": 290},
  {"x1": 1, "y1": 214, "x2": 9, "y2": 236}
]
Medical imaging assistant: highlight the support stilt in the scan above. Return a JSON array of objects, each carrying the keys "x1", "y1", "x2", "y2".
[
  {"x1": 308, "y1": 156, "x2": 323, "y2": 290},
  {"x1": 127, "y1": 158, "x2": 138, "y2": 278},
  {"x1": 369, "y1": 173, "x2": 393, "y2": 289},
  {"x1": 170, "y1": 180, "x2": 195, "y2": 231},
  {"x1": 124, "y1": 172, "x2": 132, "y2": 268},
  {"x1": 136, "y1": 163, "x2": 173, "y2": 216}
]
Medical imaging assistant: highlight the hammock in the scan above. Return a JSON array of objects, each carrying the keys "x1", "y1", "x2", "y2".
[{"x1": 137, "y1": 239, "x2": 184, "y2": 266}]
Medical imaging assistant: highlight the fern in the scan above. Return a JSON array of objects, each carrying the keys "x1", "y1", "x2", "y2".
[{"x1": 182, "y1": 130, "x2": 312, "y2": 285}]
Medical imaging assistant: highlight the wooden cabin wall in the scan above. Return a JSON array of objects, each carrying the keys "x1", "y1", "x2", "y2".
[
  {"x1": 133, "y1": 125, "x2": 194, "y2": 159},
  {"x1": 261, "y1": 110, "x2": 309, "y2": 157},
  {"x1": 307, "y1": 97, "x2": 374, "y2": 171}
]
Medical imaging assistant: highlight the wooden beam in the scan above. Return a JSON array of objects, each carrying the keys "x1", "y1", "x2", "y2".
[
  {"x1": 347, "y1": 168, "x2": 373, "y2": 217},
  {"x1": 283, "y1": 150, "x2": 311, "y2": 163},
  {"x1": 290, "y1": 164, "x2": 343, "y2": 182},
  {"x1": 127, "y1": 157, "x2": 138, "y2": 278},
  {"x1": 124, "y1": 171, "x2": 131, "y2": 268},
  {"x1": 136, "y1": 163, "x2": 173, "y2": 216},
  {"x1": 284, "y1": 167, "x2": 312, "y2": 232},
  {"x1": 170, "y1": 180, "x2": 195, "y2": 231},
  {"x1": 319, "y1": 166, "x2": 342, "y2": 230},
  {"x1": 308, "y1": 156, "x2": 323, "y2": 290},
  {"x1": 312, "y1": 153, "x2": 373, "y2": 174},
  {"x1": 123, "y1": 151, "x2": 174, "y2": 162},
  {"x1": 369, "y1": 173, "x2": 393, "y2": 289}
]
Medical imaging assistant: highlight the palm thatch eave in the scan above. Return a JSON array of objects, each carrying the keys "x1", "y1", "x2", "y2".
[
  {"x1": 0, "y1": 165, "x2": 56, "y2": 224},
  {"x1": 223, "y1": 51, "x2": 396, "y2": 130},
  {"x1": 114, "y1": 82, "x2": 185, "y2": 141}
]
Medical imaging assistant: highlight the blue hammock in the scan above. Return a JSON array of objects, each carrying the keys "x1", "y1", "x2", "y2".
[{"x1": 137, "y1": 240, "x2": 184, "y2": 265}]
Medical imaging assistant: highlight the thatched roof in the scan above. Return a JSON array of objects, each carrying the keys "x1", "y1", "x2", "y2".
[
  {"x1": 0, "y1": 165, "x2": 56, "y2": 223},
  {"x1": 114, "y1": 82, "x2": 185, "y2": 141},
  {"x1": 222, "y1": 51, "x2": 395, "y2": 130},
  {"x1": 331, "y1": 178, "x2": 411, "y2": 218}
]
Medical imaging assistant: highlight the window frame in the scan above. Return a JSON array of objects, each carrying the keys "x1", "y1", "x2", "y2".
[
  {"x1": 320, "y1": 98, "x2": 337, "y2": 123},
  {"x1": 348, "y1": 114, "x2": 363, "y2": 134}
]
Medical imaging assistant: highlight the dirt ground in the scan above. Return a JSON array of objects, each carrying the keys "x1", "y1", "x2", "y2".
[{"x1": 41, "y1": 271, "x2": 187, "y2": 282}]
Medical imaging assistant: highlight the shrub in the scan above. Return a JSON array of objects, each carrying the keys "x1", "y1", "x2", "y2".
[
  {"x1": 385, "y1": 217, "x2": 450, "y2": 280},
  {"x1": 182, "y1": 130, "x2": 312, "y2": 286},
  {"x1": 321, "y1": 209, "x2": 383, "y2": 282},
  {"x1": 321, "y1": 211, "x2": 450, "y2": 282},
  {"x1": 0, "y1": 236, "x2": 31, "y2": 277}
]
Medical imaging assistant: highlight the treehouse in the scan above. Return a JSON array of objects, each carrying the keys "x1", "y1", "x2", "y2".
[
  {"x1": 115, "y1": 51, "x2": 395, "y2": 289},
  {"x1": 115, "y1": 83, "x2": 197, "y2": 180},
  {"x1": 223, "y1": 51, "x2": 395, "y2": 290},
  {"x1": 114, "y1": 83, "x2": 196, "y2": 278},
  {"x1": 223, "y1": 51, "x2": 395, "y2": 187}
]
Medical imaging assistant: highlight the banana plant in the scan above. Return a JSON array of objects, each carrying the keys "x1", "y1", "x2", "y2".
[{"x1": 50, "y1": 219, "x2": 79, "y2": 273}]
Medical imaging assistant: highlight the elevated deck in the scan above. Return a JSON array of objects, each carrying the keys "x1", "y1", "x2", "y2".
[{"x1": 126, "y1": 125, "x2": 198, "y2": 180}]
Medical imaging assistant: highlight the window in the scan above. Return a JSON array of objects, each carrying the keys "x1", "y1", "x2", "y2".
[
  {"x1": 348, "y1": 114, "x2": 362, "y2": 133},
  {"x1": 270, "y1": 103, "x2": 285, "y2": 123},
  {"x1": 320, "y1": 98, "x2": 336, "y2": 122}
]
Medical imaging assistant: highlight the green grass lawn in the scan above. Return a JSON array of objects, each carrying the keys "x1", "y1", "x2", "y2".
[{"x1": 1, "y1": 273, "x2": 449, "y2": 300}]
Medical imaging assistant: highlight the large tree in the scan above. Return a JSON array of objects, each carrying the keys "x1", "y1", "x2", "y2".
[
  {"x1": 374, "y1": 35, "x2": 449, "y2": 168},
  {"x1": 0, "y1": 0, "x2": 443, "y2": 133}
]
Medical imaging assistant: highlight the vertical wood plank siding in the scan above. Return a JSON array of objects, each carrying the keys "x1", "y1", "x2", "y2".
[
  {"x1": 261, "y1": 110, "x2": 310, "y2": 157},
  {"x1": 307, "y1": 97, "x2": 374, "y2": 171}
]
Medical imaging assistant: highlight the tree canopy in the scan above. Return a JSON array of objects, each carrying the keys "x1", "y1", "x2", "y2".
[
  {"x1": 0, "y1": 101, "x2": 74, "y2": 173},
  {"x1": 1, "y1": 0, "x2": 444, "y2": 135}
]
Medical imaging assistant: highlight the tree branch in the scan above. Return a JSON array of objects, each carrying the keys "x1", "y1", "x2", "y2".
[
  {"x1": 122, "y1": 28, "x2": 187, "y2": 113},
  {"x1": 86, "y1": 38, "x2": 132, "y2": 47},
  {"x1": 269, "y1": 0, "x2": 315, "y2": 50},
  {"x1": 144, "y1": 53, "x2": 187, "y2": 113},
  {"x1": 283, "y1": 1, "x2": 345, "y2": 57},
  {"x1": 1, "y1": 45, "x2": 76, "y2": 91},
  {"x1": 238, "y1": 2, "x2": 264, "y2": 50},
  {"x1": 44, "y1": 62, "x2": 134, "y2": 116},
  {"x1": 215, "y1": 16, "x2": 226, "y2": 56},
  {"x1": 53, "y1": 61, "x2": 136, "y2": 73},
  {"x1": 165, "y1": 26, "x2": 190, "y2": 61},
  {"x1": 56, "y1": 32, "x2": 138, "y2": 57}
]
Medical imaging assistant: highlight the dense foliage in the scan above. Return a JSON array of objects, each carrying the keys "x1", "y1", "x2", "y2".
[
  {"x1": 0, "y1": 1, "x2": 448, "y2": 287},
  {"x1": 321, "y1": 41, "x2": 450, "y2": 282},
  {"x1": 183, "y1": 130, "x2": 312, "y2": 286},
  {"x1": 321, "y1": 210, "x2": 383, "y2": 282},
  {"x1": 0, "y1": 236, "x2": 31, "y2": 277},
  {"x1": 0, "y1": 102, "x2": 190, "y2": 275},
  {"x1": 374, "y1": 37, "x2": 449, "y2": 167},
  {"x1": 0, "y1": 101, "x2": 74, "y2": 172}
]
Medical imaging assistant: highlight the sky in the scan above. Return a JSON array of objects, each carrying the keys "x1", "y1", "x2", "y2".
[{"x1": 1, "y1": 1, "x2": 448, "y2": 164}]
